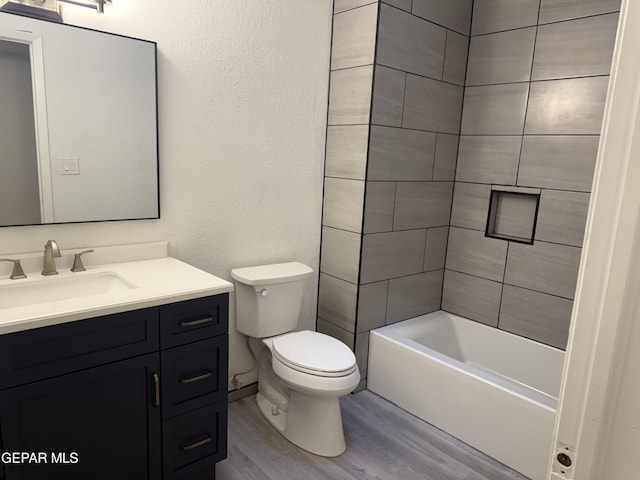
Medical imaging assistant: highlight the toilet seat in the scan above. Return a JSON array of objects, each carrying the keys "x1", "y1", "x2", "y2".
[{"x1": 272, "y1": 330, "x2": 357, "y2": 378}]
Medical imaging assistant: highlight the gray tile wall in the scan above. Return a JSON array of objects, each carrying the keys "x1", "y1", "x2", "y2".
[
  {"x1": 443, "y1": 0, "x2": 621, "y2": 350},
  {"x1": 318, "y1": 0, "x2": 472, "y2": 387},
  {"x1": 320, "y1": 0, "x2": 618, "y2": 381},
  {"x1": 318, "y1": 3, "x2": 378, "y2": 379},
  {"x1": 359, "y1": 0, "x2": 470, "y2": 338}
]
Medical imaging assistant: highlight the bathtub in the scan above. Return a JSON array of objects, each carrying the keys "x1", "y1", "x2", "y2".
[{"x1": 367, "y1": 310, "x2": 565, "y2": 480}]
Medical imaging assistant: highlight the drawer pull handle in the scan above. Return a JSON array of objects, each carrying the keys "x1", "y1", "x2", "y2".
[
  {"x1": 180, "y1": 435, "x2": 212, "y2": 451},
  {"x1": 153, "y1": 373, "x2": 161, "y2": 407},
  {"x1": 179, "y1": 316, "x2": 213, "y2": 327},
  {"x1": 179, "y1": 370, "x2": 212, "y2": 384}
]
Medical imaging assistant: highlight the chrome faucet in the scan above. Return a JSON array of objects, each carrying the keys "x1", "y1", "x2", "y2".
[{"x1": 42, "y1": 240, "x2": 62, "y2": 276}]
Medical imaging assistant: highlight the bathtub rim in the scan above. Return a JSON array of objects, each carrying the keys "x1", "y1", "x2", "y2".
[{"x1": 370, "y1": 312, "x2": 564, "y2": 411}]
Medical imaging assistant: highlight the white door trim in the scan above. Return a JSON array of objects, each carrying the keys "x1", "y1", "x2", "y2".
[{"x1": 549, "y1": 1, "x2": 640, "y2": 478}]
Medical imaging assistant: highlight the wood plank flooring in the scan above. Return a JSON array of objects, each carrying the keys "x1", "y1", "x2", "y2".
[{"x1": 217, "y1": 390, "x2": 529, "y2": 480}]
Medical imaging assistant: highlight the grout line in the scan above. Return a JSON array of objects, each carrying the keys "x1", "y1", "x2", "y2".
[
  {"x1": 444, "y1": 266, "x2": 576, "y2": 302},
  {"x1": 316, "y1": 1, "x2": 338, "y2": 334},
  {"x1": 353, "y1": 0, "x2": 383, "y2": 342},
  {"x1": 470, "y1": 10, "x2": 620, "y2": 38},
  {"x1": 516, "y1": 0, "x2": 542, "y2": 186},
  {"x1": 466, "y1": 73, "x2": 610, "y2": 88}
]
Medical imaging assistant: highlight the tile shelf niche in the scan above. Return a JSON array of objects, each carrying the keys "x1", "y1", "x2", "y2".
[{"x1": 485, "y1": 186, "x2": 541, "y2": 245}]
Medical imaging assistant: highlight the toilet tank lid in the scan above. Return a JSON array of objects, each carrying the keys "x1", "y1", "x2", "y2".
[{"x1": 231, "y1": 262, "x2": 313, "y2": 285}]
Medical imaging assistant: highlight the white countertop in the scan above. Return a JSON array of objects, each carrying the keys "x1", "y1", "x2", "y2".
[{"x1": 0, "y1": 243, "x2": 233, "y2": 335}]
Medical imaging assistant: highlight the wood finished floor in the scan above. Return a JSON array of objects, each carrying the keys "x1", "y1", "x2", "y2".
[{"x1": 217, "y1": 390, "x2": 529, "y2": 480}]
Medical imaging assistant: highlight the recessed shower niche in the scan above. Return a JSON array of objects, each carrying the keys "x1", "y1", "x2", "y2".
[{"x1": 485, "y1": 186, "x2": 541, "y2": 244}]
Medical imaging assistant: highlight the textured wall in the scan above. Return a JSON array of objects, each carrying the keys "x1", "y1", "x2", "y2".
[
  {"x1": 443, "y1": 0, "x2": 621, "y2": 349},
  {"x1": 0, "y1": 0, "x2": 333, "y2": 389}
]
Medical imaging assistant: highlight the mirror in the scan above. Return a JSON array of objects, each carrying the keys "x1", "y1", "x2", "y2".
[{"x1": 0, "y1": 12, "x2": 158, "y2": 227}]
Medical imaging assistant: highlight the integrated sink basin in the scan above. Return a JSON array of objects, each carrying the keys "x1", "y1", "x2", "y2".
[{"x1": 0, "y1": 272, "x2": 136, "y2": 310}]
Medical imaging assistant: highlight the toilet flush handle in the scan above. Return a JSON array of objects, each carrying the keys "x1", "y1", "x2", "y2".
[{"x1": 256, "y1": 288, "x2": 269, "y2": 297}]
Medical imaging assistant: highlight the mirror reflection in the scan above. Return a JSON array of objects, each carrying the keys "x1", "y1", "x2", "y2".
[{"x1": 0, "y1": 12, "x2": 159, "y2": 227}]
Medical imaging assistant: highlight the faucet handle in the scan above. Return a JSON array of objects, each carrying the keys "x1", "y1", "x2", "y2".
[
  {"x1": 71, "y1": 250, "x2": 94, "y2": 272},
  {"x1": 0, "y1": 258, "x2": 27, "y2": 280}
]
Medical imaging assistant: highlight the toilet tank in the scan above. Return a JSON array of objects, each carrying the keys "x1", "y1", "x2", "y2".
[{"x1": 231, "y1": 262, "x2": 313, "y2": 338}]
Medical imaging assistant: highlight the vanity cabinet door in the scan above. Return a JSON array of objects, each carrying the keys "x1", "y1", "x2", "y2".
[
  {"x1": 161, "y1": 335, "x2": 228, "y2": 419},
  {"x1": 160, "y1": 294, "x2": 228, "y2": 349},
  {"x1": 0, "y1": 353, "x2": 162, "y2": 480},
  {"x1": 162, "y1": 401, "x2": 227, "y2": 480}
]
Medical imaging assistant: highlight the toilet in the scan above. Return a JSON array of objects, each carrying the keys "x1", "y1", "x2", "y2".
[{"x1": 231, "y1": 262, "x2": 360, "y2": 457}]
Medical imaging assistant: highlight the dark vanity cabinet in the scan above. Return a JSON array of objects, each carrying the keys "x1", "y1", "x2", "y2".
[{"x1": 0, "y1": 294, "x2": 228, "y2": 480}]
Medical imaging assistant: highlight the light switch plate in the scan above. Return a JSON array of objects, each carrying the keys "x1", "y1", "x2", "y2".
[{"x1": 60, "y1": 157, "x2": 80, "y2": 175}]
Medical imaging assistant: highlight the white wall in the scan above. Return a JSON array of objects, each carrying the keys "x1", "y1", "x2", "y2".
[{"x1": 0, "y1": 0, "x2": 332, "y2": 387}]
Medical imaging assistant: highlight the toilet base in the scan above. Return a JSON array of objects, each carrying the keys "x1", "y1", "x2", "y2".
[{"x1": 256, "y1": 390, "x2": 347, "y2": 457}]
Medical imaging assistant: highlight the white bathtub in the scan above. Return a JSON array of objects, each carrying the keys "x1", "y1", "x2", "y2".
[{"x1": 367, "y1": 310, "x2": 565, "y2": 480}]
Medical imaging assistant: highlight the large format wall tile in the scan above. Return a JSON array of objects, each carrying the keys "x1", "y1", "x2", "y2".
[
  {"x1": 524, "y1": 76, "x2": 610, "y2": 135},
  {"x1": 456, "y1": 135, "x2": 521, "y2": 184},
  {"x1": 535, "y1": 190, "x2": 590, "y2": 247},
  {"x1": 446, "y1": 227, "x2": 507, "y2": 282},
  {"x1": 328, "y1": 66, "x2": 373, "y2": 125},
  {"x1": 335, "y1": 0, "x2": 377, "y2": 14},
  {"x1": 450, "y1": 182, "x2": 491, "y2": 231},
  {"x1": 442, "y1": 270, "x2": 502, "y2": 327},
  {"x1": 505, "y1": 241, "x2": 581, "y2": 299},
  {"x1": 368, "y1": 126, "x2": 436, "y2": 181},
  {"x1": 323, "y1": 178, "x2": 365, "y2": 233},
  {"x1": 320, "y1": 227, "x2": 361, "y2": 284},
  {"x1": 317, "y1": 317, "x2": 354, "y2": 349},
  {"x1": 433, "y1": 134, "x2": 459, "y2": 181},
  {"x1": 371, "y1": 65, "x2": 405, "y2": 127},
  {"x1": 471, "y1": 0, "x2": 540, "y2": 35},
  {"x1": 461, "y1": 83, "x2": 529, "y2": 135},
  {"x1": 332, "y1": 3, "x2": 379, "y2": 71},
  {"x1": 382, "y1": 0, "x2": 411, "y2": 12},
  {"x1": 325, "y1": 125, "x2": 369, "y2": 180},
  {"x1": 318, "y1": 273, "x2": 357, "y2": 333},
  {"x1": 466, "y1": 28, "x2": 536, "y2": 86},
  {"x1": 363, "y1": 181, "x2": 396, "y2": 234},
  {"x1": 539, "y1": 0, "x2": 621, "y2": 24},
  {"x1": 443, "y1": 31, "x2": 469, "y2": 86},
  {"x1": 424, "y1": 227, "x2": 449, "y2": 271},
  {"x1": 360, "y1": 229, "x2": 427, "y2": 283},
  {"x1": 357, "y1": 280, "x2": 388, "y2": 332},
  {"x1": 412, "y1": 0, "x2": 473, "y2": 35},
  {"x1": 393, "y1": 182, "x2": 453, "y2": 230},
  {"x1": 499, "y1": 285, "x2": 574, "y2": 349},
  {"x1": 403, "y1": 74, "x2": 464, "y2": 134},
  {"x1": 386, "y1": 270, "x2": 443, "y2": 323},
  {"x1": 518, "y1": 135, "x2": 600, "y2": 192},
  {"x1": 532, "y1": 14, "x2": 619, "y2": 81},
  {"x1": 377, "y1": 4, "x2": 447, "y2": 79}
]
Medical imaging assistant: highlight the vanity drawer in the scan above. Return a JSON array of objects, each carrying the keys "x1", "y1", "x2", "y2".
[
  {"x1": 0, "y1": 308, "x2": 159, "y2": 389},
  {"x1": 162, "y1": 400, "x2": 227, "y2": 480},
  {"x1": 160, "y1": 294, "x2": 228, "y2": 349},
  {"x1": 161, "y1": 335, "x2": 228, "y2": 419}
]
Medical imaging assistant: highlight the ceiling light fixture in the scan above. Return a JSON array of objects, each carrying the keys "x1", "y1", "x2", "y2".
[
  {"x1": 0, "y1": 0, "x2": 111, "y2": 23},
  {"x1": 57, "y1": 0, "x2": 111, "y2": 14}
]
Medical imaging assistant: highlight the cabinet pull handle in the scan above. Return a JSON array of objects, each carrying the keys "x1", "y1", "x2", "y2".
[
  {"x1": 153, "y1": 373, "x2": 161, "y2": 407},
  {"x1": 180, "y1": 435, "x2": 212, "y2": 451},
  {"x1": 179, "y1": 316, "x2": 213, "y2": 327},
  {"x1": 179, "y1": 370, "x2": 212, "y2": 384}
]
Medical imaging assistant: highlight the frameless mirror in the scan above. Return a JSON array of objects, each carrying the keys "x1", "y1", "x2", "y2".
[{"x1": 0, "y1": 12, "x2": 158, "y2": 227}]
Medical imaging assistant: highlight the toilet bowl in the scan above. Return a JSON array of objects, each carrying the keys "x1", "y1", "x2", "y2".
[
  {"x1": 231, "y1": 262, "x2": 360, "y2": 457},
  {"x1": 258, "y1": 330, "x2": 360, "y2": 456}
]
